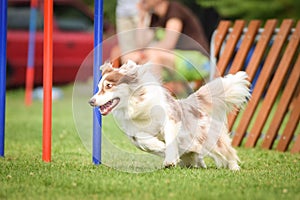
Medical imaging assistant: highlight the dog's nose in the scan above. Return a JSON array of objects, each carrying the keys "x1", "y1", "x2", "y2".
[{"x1": 88, "y1": 98, "x2": 96, "y2": 106}]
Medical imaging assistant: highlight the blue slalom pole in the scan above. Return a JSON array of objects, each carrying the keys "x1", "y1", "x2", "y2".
[
  {"x1": 93, "y1": 0, "x2": 103, "y2": 165},
  {"x1": 0, "y1": 0, "x2": 8, "y2": 157}
]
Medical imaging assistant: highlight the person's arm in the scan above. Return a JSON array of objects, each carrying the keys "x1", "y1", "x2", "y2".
[
  {"x1": 136, "y1": 2, "x2": 154, "y2": 48},
  {"x1": 151, "y1": 18, "x2": 183, "y2": 50}
]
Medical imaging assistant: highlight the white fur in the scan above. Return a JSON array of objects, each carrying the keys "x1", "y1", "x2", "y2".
[{"x1": 89, "y1": 61, "x2": 251, "y2": 170}]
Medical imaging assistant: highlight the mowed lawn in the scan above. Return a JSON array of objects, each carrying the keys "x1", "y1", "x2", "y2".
[{"x1": 1, "y1": 85, "x2": 299, "y2": 200}]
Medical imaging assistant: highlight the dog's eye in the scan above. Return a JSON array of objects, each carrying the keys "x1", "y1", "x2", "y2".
[{"x1": 105, "y1": 83, "x2": 113, "y2": 89}]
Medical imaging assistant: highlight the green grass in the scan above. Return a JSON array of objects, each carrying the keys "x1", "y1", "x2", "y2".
[{"x1": 1, "y1": 85, "x2": 299, "y2": 200}]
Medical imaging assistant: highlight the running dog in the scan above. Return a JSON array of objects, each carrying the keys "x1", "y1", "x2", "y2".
[{"x1": 89, "y1": 60, "x2": 251, "y2": 170}]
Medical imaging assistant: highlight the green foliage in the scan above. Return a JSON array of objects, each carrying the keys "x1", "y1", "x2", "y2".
[
  {"x1": 196, "y1": 0, "x2": 300, "y2": 20},
  {"x1": 103, "y1": 0, "x2": 117, "y2": 25},
  {"x1": 83, "y1": 0, "x2": 117, "y2": 25},
  {"x1": 1, "y1": 85, "x2": 300, "y2": 199}
]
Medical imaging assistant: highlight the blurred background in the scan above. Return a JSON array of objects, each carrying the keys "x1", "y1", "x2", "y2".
[
  {"x1": 97, "y1": 0, "x2": 300, "y2": 40},
  {"x1": 92, "y1": 0, "x2": 300, "y2": 23},
  {"x1": 6, "y1": 0, "x2": 300, "y2": 88}
]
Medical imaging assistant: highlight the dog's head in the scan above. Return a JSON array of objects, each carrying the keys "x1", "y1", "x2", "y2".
[{"x1": 88, "y1": 60, "x2": 140, "y2": 115}]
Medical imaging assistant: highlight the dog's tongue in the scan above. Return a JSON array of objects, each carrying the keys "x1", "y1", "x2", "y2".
[
  {"x1": 99, "y1": 101, "x2": 113, "y2": 115},
  {"x1": 99, "y1": 107, "x2": 109, "y2": 115},
  {"x1": 99, "y1": 98, "x2": 119, "y2": 115}
]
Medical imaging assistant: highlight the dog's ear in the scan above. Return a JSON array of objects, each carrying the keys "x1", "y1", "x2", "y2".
[
  {"x1": 117, "y1": 60, "x2": 138, "y2": 83},
  {"x1": 126, "y1": 60, "x2": 136, "y2": 67},
  {"x1": 100, "y1": 61, "x2": 113, "y2": 72},
  {"x1": 119, "y1": 60, "x2": 138, "y2": 74}
]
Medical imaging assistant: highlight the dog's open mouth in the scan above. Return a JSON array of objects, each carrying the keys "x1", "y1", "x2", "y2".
[{"x1": 99, "y1": 98, "x2": 120, "y2": 115}]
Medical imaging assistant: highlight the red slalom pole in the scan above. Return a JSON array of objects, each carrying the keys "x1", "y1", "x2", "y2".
[
  {"x1": 25, "y1": 0, "x2": 38, "y2": 106},
  {"x1": 43, "y1": 0, "x2": 53, "y2": 162}
]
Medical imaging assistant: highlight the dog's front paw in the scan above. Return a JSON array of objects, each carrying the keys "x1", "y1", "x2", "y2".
[
  {"x1": 228, "y1": 161, "x2": 240, "y2": 171},
  {"x1": 198, "y1": 159, "x2": 207, "y2": 169},
  {"x1": 163, "y1": 158, "x2": 180, "y2": 168}
]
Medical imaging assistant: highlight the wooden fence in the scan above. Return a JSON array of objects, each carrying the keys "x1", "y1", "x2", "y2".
[{"x1": 211, "y1": 19, "x2": 300, "y2": 153}]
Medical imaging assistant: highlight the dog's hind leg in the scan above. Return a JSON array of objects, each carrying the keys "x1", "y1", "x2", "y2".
[{"x1": 210, "y1": 135, "x2": 240, "y2": 171}]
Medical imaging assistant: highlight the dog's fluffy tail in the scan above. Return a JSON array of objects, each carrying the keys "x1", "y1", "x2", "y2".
[{"x1": 187, "y1": 71, "x2": 251, "y2": 114}]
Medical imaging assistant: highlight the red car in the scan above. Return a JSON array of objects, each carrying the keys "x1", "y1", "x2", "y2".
[{"x1": 6, "y1": 0, "x2": 115, "y2": 87}]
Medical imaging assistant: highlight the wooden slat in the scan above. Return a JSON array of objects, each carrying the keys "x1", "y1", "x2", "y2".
[
  {"x1": 245, "y1": 20, "x2": 278, "y2": 79},
  {"x1": 214, "y1": 21, "x2": 232, "y2": 58},
  {"x1": 229, "y1": 20, "x2": 262, "y2": 73},
  {"x1": 245, "y1": 20, "x2": 299, "y2": 147},
  {"x1": 229, "y1": 20, "x2": 277, "y2": 133},
  {"x1": 232, "y1": 19, "x2": 294, "y2": 146},
  {"x1": 277, "y1": 94, "x2": 300, "y2": 152},
  {"x1": 291, "y1": 130, "x2": 300, "y2": 154},
  {"x1": 216, "y1": 20, "x2": 245, "y2": 76},
  {"x1": 262, "y1": 54, "x2": 300, "y2": 149},
  {"x1": 226, "y1": 20, "x2": 261, "y2": 130}
]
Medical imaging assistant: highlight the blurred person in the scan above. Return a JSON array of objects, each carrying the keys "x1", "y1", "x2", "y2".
[
  {"x1": 128, "y1": 0, "x2": 210, "y2": 95},
  {"x1": 115, "y1": 0, "x2": 140, "y2": 62}
]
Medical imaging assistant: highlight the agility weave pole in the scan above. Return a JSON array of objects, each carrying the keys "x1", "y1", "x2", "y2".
[
  {"x1": 93, "y1": 0, "x2": 104, "y2": 165},
  {"x1": 42, "y1": 0, "x2": 53, "y2": 162},
  {"x1": 25, "y1": 0, "x2": 38, "y2": 106},
  {"x1": 0, "y1": 0, "x2": 7, "y2": 157}
]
